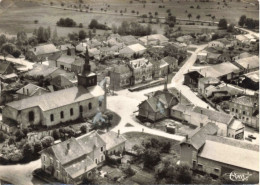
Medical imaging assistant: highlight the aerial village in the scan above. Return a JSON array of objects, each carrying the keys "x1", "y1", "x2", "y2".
[{"x1": 0, "y1": 0, "x2": 259, "y2": 184}]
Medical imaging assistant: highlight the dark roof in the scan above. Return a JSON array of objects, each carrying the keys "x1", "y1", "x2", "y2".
[
  {"x1": 0, "y1": 60, "x2": 11, "y2": 74},
  {"x1": 187, "y1": 122, "x2": 218, "y2": 150},
  {"x1": 153, "y1": 90, "x2": 178, "y2": 108},
  {"x1": 6, "y1": 85, "x2": 104, "y2": 111},
  {"x1": 16, "y1": 83, "x2": 48, "y2": 96},
  {"x1": 193, "y1": 106, "x2": 233, "y2": 125},
  {"x1": 48, "y1": 52, "x2": 62, "y2": 61}
]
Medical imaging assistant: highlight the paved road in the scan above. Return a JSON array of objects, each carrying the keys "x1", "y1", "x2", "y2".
[{"x1": 0, "y1": 160, "x2": 41, "y2": 185}]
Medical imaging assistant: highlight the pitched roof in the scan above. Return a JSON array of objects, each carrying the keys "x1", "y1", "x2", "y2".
[
  {"x1": 25, "y1": 64, "x2": 59, "y2": 78},
  {"x1": 121, "y1": 35, "x2": 139, "y2": 45},
  {"x1": 6, "y1": 85, "x2": 104, "y2": 111},
  {"x1": 16, "y1": 83, "x2": 48, "y2": 96},
  {"x1": 129, "y1": 58, "x2": 152, "y2": 69},
  {"x1": 51, "y1": 74, "x2": 76, "y2": 88},
  {"x1": 193, "y1": 106, "x2": 233, "y2": 125},
  {"x1": 162, "y1": 56, "x2": 178, "y2": 65},
  {"x1": 187, "y1": 122, "x2": 218, "y2": 150},
  {"x1": 58, "y1": 44, "x2": 75, "y2": 51},
  {"x1": 199, "y1": 135, "x2": 259, "y2": 172},
  {"x1": 153, "y1": 90, "x2": 178, "y2": 108},
  {"x1": 199, "y1": 77, "x2": 220, "y2": 84},
  {"x1": 100, "y1": 131, "x2": 127, "y2": 150},
  {"x1": 57, "y1": 54, "x2": 75, "y2": 64},
  {"x1": 0, "y1": 60, "x2": 12, "y2": 74},
  {"x1": 228, "y1": 119, "x2": 244, "y2": 130},
  {"x1": 198, "y1": 62, "x2": 240, "y2": 78},
  {"x1": 231, "y1": 95, "x2": 257, "y2": 107},
  {"x1": 171, "y1": 104, "x2": 194, "y2": 113},
  {"x1": 236, "y1": 55, "x2": 259, "y2": 70},
  {"x1": 76, "y1": 131, "x2": 106, "y2": 153},
  {"x1": 50, "y1": 137, "x2": 86, "y2": 165},
  {"x1": 139, "y1": 34, "x2": 169, "y2": 44},
  {"x1": 207, "y1": 52, "x2": 221, "y2": 59},
  {"x1": 112, "y1": 64, "x2": 131, "y2": 74},
  {"x1": 64, "y1": 156, "x2": 97, "y2": 179},
  {"x1": 244, "y1": 70, "x2": 259, "y2": 83},
  {"x1": 29, "y1": 44, "x2": 59, "y2": 56}
]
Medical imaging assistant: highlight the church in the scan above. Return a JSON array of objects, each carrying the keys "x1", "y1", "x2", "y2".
[{"x1": 2, "y1": 48, "x2": 106, "y2": 129}]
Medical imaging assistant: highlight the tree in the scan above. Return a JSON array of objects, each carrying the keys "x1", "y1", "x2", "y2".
[
  {"x1": 1, "y1": 43, "x2": 16, "y2": 56},
  {"x1": 218, "y1": 18, "x2": 227, "y2": 29},
  {"x1": 188, "y1": 13, "x2": 192, "y2": 20},
  {"x1": 23, "y1": 143, "x2": 34, "y2": 159},
  {"x1": 52, "y1": 28, "x2": 58, "y2": 44},
  {"x1": 79, "y1": 30, "x2": 87, "y2": 40},
  {"x1": 52, "y1": 129, "x2": 60, "y2": 140},
  {"x1": 143, "y1": 149, "x2": 161, "y2": 168},
  {"x1": 12, "y1": 49, "x2": 21, "y2": 58},
  {"x1": 227, "y1": 23, "x2": 235, "y2": 32},
  {"x1": 34, "y1": 141, "x2": 43, "y2": 154},
  {"x1": 80, "y1": 125, "x2": 87, "y2": 134},
  {"x1": 68, "y1": 32, "x2": 79, "y2": 41},
  {"x1": 238, "y1": 15, "x2": 247, "y2": 27},
  {"x1": 17, "y1": 31, "x2": 28, "y2": 46},
  {"x1": 176, "y1": 164, "x2": 192, "y2": 184},
  {"x1": 211, "y1": 15, "x2": 216, "y2": 23},
  {"x1": 166, "y1": 15, "x2": 176, "y2": 27},
  {"x1": 196, "y1": 15, "x2": 200, "y2": 21},
  {"x1": 41, "y1": 136, "x2": 54, "y2": 148},
  {"x1": 28, "y1": 36, "x2": 38, "y2": 46},
  {"x1": 0, "y1": 34, "x2": 7, "y2": 47}
]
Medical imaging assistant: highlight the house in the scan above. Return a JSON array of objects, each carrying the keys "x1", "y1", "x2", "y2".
[
  {"x1": 198, "y1": 77, "x2": 220, "y2": 95},
  {"x1": 57, "y1": 44, "x2": 76, "y2": 55},
  {"x1": 229, "y1": 95, "x2": 259, "y2": 130},
  {"x1": 76, "y1": 42, "x2": 88, "y2": 53},
  {"x1": 161, "y1": 56, "x2": 178, "y2": 72},
  {"x1": 16, "y1": 83, "x2": 49, "y2": 100},
  {"x1": 185, "y1": 62, "x2": 241, "y2": 88},
  {"x1": 218, "y1": 53, "x2": 232, "y2": 62},
  {"x1": 0, "y1": 60, "x2": 16, "y2": 75},
  {"x1": 232, "y1": 52, "x2": 252, "y2": 61},
  {"x1": 119, "y1": 44, "x2": 146, "y2": 58},
  {"x1": 26, "y1": 44, "x2": 60, "y2": 62},
  {"x1": 39, "y1": 130, "x2": 126, "y2": 184},
  {"x1": 197, "y1": 51, "x2": 207, "y2": 63},
  {"x1": 158, "y1": 60, "x2": 169, "y2": 77},
  {"x1": 2, "y1": 49, "x2": 106, "y2": 129},
  {"x1": 138, "y1": 88, "x2": 179, "y2": 122},
  {"x1": 208, "y1": 40, "x2": 225, "y2": 49},
  {"x1": 50, "y1": 74, "x2": 77, "y2": 90},
  {"x1": 235, "y1": 55, "x2": 259, "y2": 73},
  {"x1": 171, "y1": 104, "x2": 244, "y2": 139},
  {"x1": 181, "y1": 132, "x2": 259, "y2": 179},
  {"x1": 0, "y1": 73, "x2": 18, "y2": 83},
  {"x1": 240, "y1": 70, "x2": 259, "y2": 90},
  {"x1": 170, "y1": 42, "x2": 187, "y2": 52},
  {"x1": 121, "y1": 35, "x2": 139, "y2": 46},
  {"x1": 109, "y1": 64, "x2": 133, "y2": 90},
  {"x1": 56, "y1": 54, "x2": 82, "y2": 72},
  {"x1": 138, "y1": 34, "x2": 169, "y2": 46},
  {"x1": 206, "y1": 52, "x2": 221, "y2": 64},
  {"x1": 129, "y1": 58, "x2": 153, "y2": 85},
  {"x1": 176, "y1": 35, "x2": 193, "y2": 44}
]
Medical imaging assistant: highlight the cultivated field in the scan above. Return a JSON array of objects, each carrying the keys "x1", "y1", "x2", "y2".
[{"x1": 0, "y1": 0, "x2": 258, "y2": 37}]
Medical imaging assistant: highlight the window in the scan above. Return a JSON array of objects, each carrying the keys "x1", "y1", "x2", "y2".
[
  {"x1": 88, "y1": 103, "x2": 92, "y2": 110},
  {"x1": 231, "y1": 108, "x2": 234, "y2": 112},
  {"x1": 79, "y1": 105, "x2": 83, "y2": 113},
  {"x1": 95, "y1": 158, "x2": 98, "y2": 164},
  {"x1": 29, "y1": 111, "x2": 34, "y2": 122},
  {"x1": 60, "y1": 111, "x2": 64, "y2": 119},
  {"x1": 50, "y1": 157, "x2": 53, "y2": 164},
  {"x1": 70, "y1": 108, "x2": 74, "y2": 116},
  {"x1": 228, "y1": 133, "x2": 230, "y2": 137},
  {"x1": 246, "y1": 118, "x2": 249, "y2": 121},
  {"x1": 99, "y1": 100, "x2": 102, "y2": 107},
  {"x1": 197, "y1": 164, "x2": 203, "y2": 169},
  {"x1": 50, "y1": 114, "x2": 54, "y2": 122},
  {"x1": 101, "y1": 147, "x2": 103, "y2": 152},
  {"x1": 214, "y1": 168, "x2": 220, "y2": 173},
  {"x1": 243, "y1": 111, "x2": 246, "y2": 115},
  {"x1": 235, "y1": 109, "x2": 238, "y2": 113},
  {"x1": 101, "y1": 155, "x2": 104, "y2": 161}
]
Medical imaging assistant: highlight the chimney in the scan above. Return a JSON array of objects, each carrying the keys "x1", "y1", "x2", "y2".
[
  {"x1": 117, "y1": 129, "x2": 120, "y2": 138},
  {"x1": 185, "y1": 134, "x2": 189, "y2": 141}
]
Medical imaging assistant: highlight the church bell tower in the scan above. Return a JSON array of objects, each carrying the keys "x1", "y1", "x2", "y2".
[{"x1": 77, "y1": 46, "x2": 97, "y2": 88}]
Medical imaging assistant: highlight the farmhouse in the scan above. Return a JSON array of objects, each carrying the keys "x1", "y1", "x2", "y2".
[
  {"x1": 40, "y1": 130, "x2": 126, "y2": 184},
  {"x1": 129, "y1": 58, "x2": 153, "y2": 85},
  {"x1": 161, "y1": 56, "x2": 178, "y2": 72},
  {"x1": 16, "y1": 83, "x2": 49, "y2": 100},
  {"x1": 229, "y1": 95, "x2": 259, "y2": 130},
  {"x1": 181, "y1": 129, "x2": 259, "y2": 178},
  {"x1": 138, "y1": 34, "x2": 169, "y2": 46},
  {"x1": 119, "y1": 43, "x2": 146, "y2": 58},
  {"x1": 240, "y1": 70, "x2": 259, "y2": 90},
  {"x1": 1, "y1": 50, "x2": 106, "y2": 129},
  {"x1": 0, "y1": 60, "x2": 16, "y2": 75},
  {"x1": 26, "y1": 44, "x2": 60, "y2": 62},
  {"x1": 57, "y1": 44, "x2": 76, "y2": 55},
  {"x1": 235, "y1": 55, "x2": 259, "y2": 73}
]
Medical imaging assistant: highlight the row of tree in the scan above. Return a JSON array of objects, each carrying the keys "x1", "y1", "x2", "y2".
[
  {"x1": 112, "y1": 21, "x2": 155, "y2": 36},
  {"x1": 57, "y1": 18, "x2": 77, "y2": 27},
  {"x1": 238, "y1": 15, "x2": 259, "y2": 29}
]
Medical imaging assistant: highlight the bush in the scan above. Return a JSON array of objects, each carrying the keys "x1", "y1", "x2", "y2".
[
  {"x1": 34, "y1": 141, "x2": 43, "y2": 154},
  {"x1": 0, "y1": 131, "x2": 8, "y2": 143},
  {"x1": 143, "y1": 149, "x2": 161, "y2": 169},
  {"x1": 89, "y1": 19, "x2": 110, "y2": 30},
  {"x1": 41, "y1": 136, "x2": 54, "y2": 148},
  {"x1": 80, "y1": 125, "x2": 87, "y2": 134},
  {"x1": 12, "y1": 49, "x2": 21, "y2": 58},
  {"x1": 57, "y1": 18, "x2": 77, "y2": 27}
]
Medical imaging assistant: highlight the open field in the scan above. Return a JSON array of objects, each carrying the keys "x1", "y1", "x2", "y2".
[{"x1": 0, "y1": 0, "x2": 258, "y2": 37}]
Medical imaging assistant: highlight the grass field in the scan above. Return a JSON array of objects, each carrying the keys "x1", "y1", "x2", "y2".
[{"x1": 0, "y1": 0, "x2": 258, "y2": 37}]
